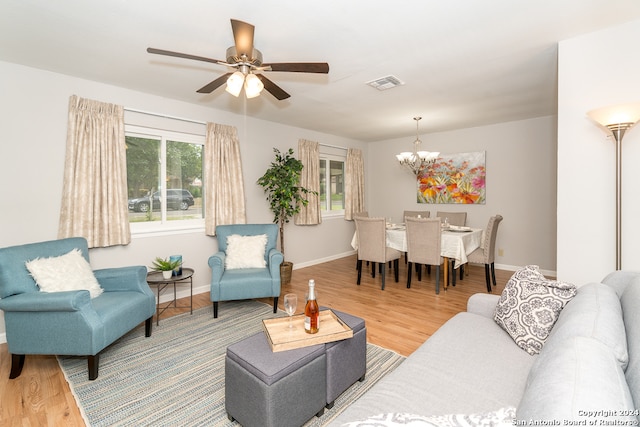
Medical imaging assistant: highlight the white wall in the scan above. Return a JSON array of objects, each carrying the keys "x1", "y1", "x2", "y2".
[
  {"x1": 367, "y1": 116, "x2": 558, "y2": 272},
  {"x1": 0, "y1": 61, "x2": 365, "y2": 338},
  {"x1": 557, "y1": 19, "x2": 640, "y2": 285}
]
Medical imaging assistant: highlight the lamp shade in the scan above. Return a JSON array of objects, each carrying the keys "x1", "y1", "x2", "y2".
[
  {"x1": 587, "y1": 103, "x2": 640, "y2": 133},
  {"x1": 244, "y1": 73, "x2": 264, "y2": 98},
  {"x1": 225, "y1": 71, "x2": 245, "y2": 97}
]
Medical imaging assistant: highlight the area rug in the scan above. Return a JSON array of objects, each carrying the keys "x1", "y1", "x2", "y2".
[{"x1": 58, "y1": 300, "x2": 405, "y2": 426}]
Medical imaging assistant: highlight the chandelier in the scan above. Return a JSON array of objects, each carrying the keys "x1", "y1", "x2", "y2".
[{"x1": 396, "y1": 117, "x2": 439, "y2": 175}]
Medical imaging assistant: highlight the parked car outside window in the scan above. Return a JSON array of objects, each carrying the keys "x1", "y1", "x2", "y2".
[{"x1": 128, "y1": 189, "x2": 195, "y2": 212}]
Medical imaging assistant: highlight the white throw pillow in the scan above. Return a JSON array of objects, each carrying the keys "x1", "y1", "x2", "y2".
[
  {"x1": 225, "y1": 234, "x2": 268, "y2": 269},
  {"x1": 25, "y1": 248, "x2": 103, "y2": 298}
]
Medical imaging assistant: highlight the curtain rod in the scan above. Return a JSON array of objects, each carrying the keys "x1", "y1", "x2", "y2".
[
  {"x1": 124, "y1": 107, "x2": 207, "y2": 126},
  {"x1": 319, "y1": 142, "x2": 348, "y2": 151}
]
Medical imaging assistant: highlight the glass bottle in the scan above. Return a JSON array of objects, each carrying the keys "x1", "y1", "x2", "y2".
[{"x1": 304, "y1": 279, "x2": 319, "y2": 334}]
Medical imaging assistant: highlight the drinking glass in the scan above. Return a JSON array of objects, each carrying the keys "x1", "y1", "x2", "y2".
[{"x1": 284, "y1": 293, "x2": 297, "y2": 329}]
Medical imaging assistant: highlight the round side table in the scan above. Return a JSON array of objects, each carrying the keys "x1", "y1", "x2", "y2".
[{"x1": 146, "y1": 267, "x2": 194, "y2": 325}]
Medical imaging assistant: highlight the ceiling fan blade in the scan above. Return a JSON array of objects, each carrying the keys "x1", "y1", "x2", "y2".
[
  {"x1": 196, "y1": 73, "x2": 233, "y2": 94},
  {"x1": 256, "y1": 74, "x2": 290, "y2": 100},
  {"x1": 230, "y1": 19, "x2": 254, "y2": 58},
  {"x1": 263, "y1": 62, "x2": 330, "y2": 73},
  {"x1": 147, "y1": 47, "x2": 224, "y2": 65}
]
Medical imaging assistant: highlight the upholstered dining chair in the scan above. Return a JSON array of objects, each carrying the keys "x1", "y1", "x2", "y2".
[
  {"x1": 0, "y1": 237, "x2": 155, "y2": 380},
  {"x1": 436, "y1": 211, "x2": 467, "y2": 226},
  {"x1": 405, "y1": 217, "x2": 444, "y2": 294},
  {"x1": 467, "y1": 215, "x2": 503, "y2": 292},
  {"x1": 209, "y1": 224, "x2": 283, "y2": 318},
  {"x1": 354, "y1": 217, "x2": 401, "y2": 290}
]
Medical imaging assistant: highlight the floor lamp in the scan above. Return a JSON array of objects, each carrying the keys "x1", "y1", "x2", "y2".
[{"x1": 587, "y1": 104, "x2": 640, "y2": 270}]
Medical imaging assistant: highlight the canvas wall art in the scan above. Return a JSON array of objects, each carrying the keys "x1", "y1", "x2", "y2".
[{"x1": 417, "y1": 151, "x2": 486, "y2": 204}]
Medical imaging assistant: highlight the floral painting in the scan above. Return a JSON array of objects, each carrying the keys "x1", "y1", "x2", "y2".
[{"x1": 417, "y1": 151, "x2": 486, "y2": 204}]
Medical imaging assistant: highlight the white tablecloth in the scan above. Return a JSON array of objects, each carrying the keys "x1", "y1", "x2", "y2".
[{"x1": 351, "y1": 226, "x2": 483, "y2": 269}]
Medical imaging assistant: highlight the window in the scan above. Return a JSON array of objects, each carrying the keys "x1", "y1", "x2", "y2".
[
  {"x1": 125, "y1": 125, "x2": 204, "y2": 233},
  {"x1": 319, "y1": 153, "x2": 345, "y2": 216}
]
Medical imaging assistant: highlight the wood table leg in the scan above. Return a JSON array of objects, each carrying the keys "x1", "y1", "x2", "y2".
[{"x1": 443, "y1": 257, "x2": 449, "y2": 290}]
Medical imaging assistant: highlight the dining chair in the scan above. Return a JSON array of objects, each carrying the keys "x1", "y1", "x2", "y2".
[
  {"x1": 353, "y1": 211, "x2": 369, "y2": 269},
  {"x1": 401, "y1": 211, "x2": 430, "y2": 265},
  {"x1": 405, "y1": 217, "x2": 444, "y2": 294},
  {"x1": 466, "y1": 214, "x2": 503, "y2": 292},
  {"x1": 354, "y1": 217, "x2": 401, "y2": 290},
  {"x1": 436, "y1": 211, "x2": 467, "y2": 226},
  {"x1": 403, "y1": 210, "x2": 430, "y2": 220}
]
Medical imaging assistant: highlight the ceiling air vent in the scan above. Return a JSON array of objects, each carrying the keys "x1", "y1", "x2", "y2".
[{"x1": 365, "y1": 75, "x2": 405, "y2": 91}]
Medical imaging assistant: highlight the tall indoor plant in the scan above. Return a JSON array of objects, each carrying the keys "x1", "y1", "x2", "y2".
[{"x1": 257, "y1": 148, "x2": 315, "y2": 283}]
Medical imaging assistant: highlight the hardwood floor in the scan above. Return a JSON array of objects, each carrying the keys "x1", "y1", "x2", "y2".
[{"x1": 0, "y1": 254, "x2": 511, "y2": 426}]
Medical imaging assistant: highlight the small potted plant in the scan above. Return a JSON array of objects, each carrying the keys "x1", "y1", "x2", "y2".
[{"x1": 151, "y1": 257, "x2": 182, "y2": 279}]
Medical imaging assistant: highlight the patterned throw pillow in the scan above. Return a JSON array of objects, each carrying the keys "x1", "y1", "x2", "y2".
[
  {"x1": 494, "y1": 265, "x2": 576, "y2": 355},
  {"x1": 341, "y1": 407, "x2": 517, "y2": 427}
]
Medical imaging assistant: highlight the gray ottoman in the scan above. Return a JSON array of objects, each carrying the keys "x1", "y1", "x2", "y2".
[
  {"x1": 324, "y1": 308, "x2": 367, "y2": 408},
  {"x1": 225, "y1": 331, "x2": 327, "y2": 427}
]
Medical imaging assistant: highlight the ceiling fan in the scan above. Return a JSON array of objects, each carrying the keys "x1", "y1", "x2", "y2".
[{"x1": 147, "y1": 19, "x2": 329, "y2": 100}]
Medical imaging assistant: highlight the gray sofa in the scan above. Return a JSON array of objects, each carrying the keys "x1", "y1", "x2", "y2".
[{"x1": 330, "y1": 271, "x2": 640, "y2": 425}]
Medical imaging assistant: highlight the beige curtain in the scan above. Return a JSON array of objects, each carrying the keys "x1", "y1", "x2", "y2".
[
  {"x1": 295, "y1": 139, "x2": 321, "y2": 225},
  {"x1": 345, "y1": 148, "x2": 365, "y2": 220},
  {"x1": 205, "y1": 123, "x2": 246, "y2": 235},
  {"x1": 58, "y1": 95, "x2": 130, "y2": 247}
]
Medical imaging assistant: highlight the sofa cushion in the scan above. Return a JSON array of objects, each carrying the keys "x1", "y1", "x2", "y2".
[
  {"x1": 517, "y1": 336, "x2": 635, "y2": 421},
  {"x1": 25, "y1": 248, "x2": 103, "y2": 298},
  {"x1": 546, "y1": 282, "x2": 628, "y2": 368},
  {"x1": 225, "y1": 234, "x2": 267, "y2": 269},
  {"x1": 494, "y1": 265, "x2": 576, "y2": 355},
  {"x1": 618, "y1": 277, "x2": 640, "y2": 411},
  {"x1": 329, "y1": 312, "x2": 537, "y2": 425}
]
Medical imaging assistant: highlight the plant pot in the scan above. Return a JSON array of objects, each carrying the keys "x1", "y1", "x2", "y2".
[
  {"x1": 280, "y1": 261, "x2": 293, "y2": 285},
  {"x1": 162, "y1": 270, "x2": 172, "y2": 279}
]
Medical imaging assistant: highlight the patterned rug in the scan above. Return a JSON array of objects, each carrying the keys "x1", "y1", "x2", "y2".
[{"x1": 58, "y1": 300, "x2": 405, "y2": 426}]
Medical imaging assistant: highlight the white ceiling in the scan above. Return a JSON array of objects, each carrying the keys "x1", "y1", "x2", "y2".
[{"x1": 2, "y1": 0, "x2": 640, "y2": 142}]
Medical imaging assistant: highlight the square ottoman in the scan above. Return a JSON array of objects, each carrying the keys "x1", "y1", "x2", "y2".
[
  {"x1": 324, "y1": 308, "x2": 367, "y2": 408},
  {"x1": 225, "y1": 331, "x2": 327, "y2": 427}
]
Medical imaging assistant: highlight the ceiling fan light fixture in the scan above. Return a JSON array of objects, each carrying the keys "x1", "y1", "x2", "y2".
[
  {"x1": 244, "y1": 73, "x2": 264, "y2": 98},
  {"x1": 225, "y1": 71, "x2": 245, "y2": 97}
]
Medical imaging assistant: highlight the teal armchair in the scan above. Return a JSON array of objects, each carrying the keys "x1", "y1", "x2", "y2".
[
  {"x1": 0, "y1": 237, "x2": 155, "y2": 380},
  {"x1": 208, "y1": 224, "x2": 283, "y2": 318}
]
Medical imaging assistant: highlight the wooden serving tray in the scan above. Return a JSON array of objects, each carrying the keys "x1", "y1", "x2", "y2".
[{"x1": 262, "y1": 309, "x2": 353, "y2": 352}]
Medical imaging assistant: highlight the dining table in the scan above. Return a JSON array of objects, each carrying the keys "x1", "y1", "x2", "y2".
[{"x1": 351, "y1": 224, "x2": 484, "y2": 289}]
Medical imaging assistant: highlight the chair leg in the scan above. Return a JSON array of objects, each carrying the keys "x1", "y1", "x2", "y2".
[
  {"x1": 88, "y1": 354, "x2": 99, "y2": 380},
  {"x1": 9, "y1": 354, "x2": 25, "y2": 379},
  {"x1": 407, "y1": 262, "x2": 413, "y2": 288},
  {"x1": 484, "y1": 264, "x2": 492, "y2": 293},
  {"x1": 490, "y1": 262, "x2": 497, "y2": 287},
  {"x1": 273, "y1": 296, "x2": 279, "y2": 313},
  {"x1": 371, "y1": 262, "x2": 376, "y2": 278},
  {"x1": 213, "y1": 301, "x2": 219, "y2": 318},
  {"x1": 394, "y1": 259, "x2": 399, "y2": 282},
  {"x1": 459, "y1": 264, "x2": 465, "y2": 280},
  {"x1": 145, "y1": 317, "x2": 153, "y2": 337},
  {"x1": 435, "y1": 265, "x2": 441, "y2": 294},
  {"x1": 451, "y1": 260, "x2": 456, "y2": 287},
  {"x1": 381, "y1": 266, "x2": 386, "y2": 290},
  {"x1": 357, "y1": 259, "x2": 362, "y2": 285},
  {"x1": 417, "y1": 263, "x2": 422, "y2": 281}
]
